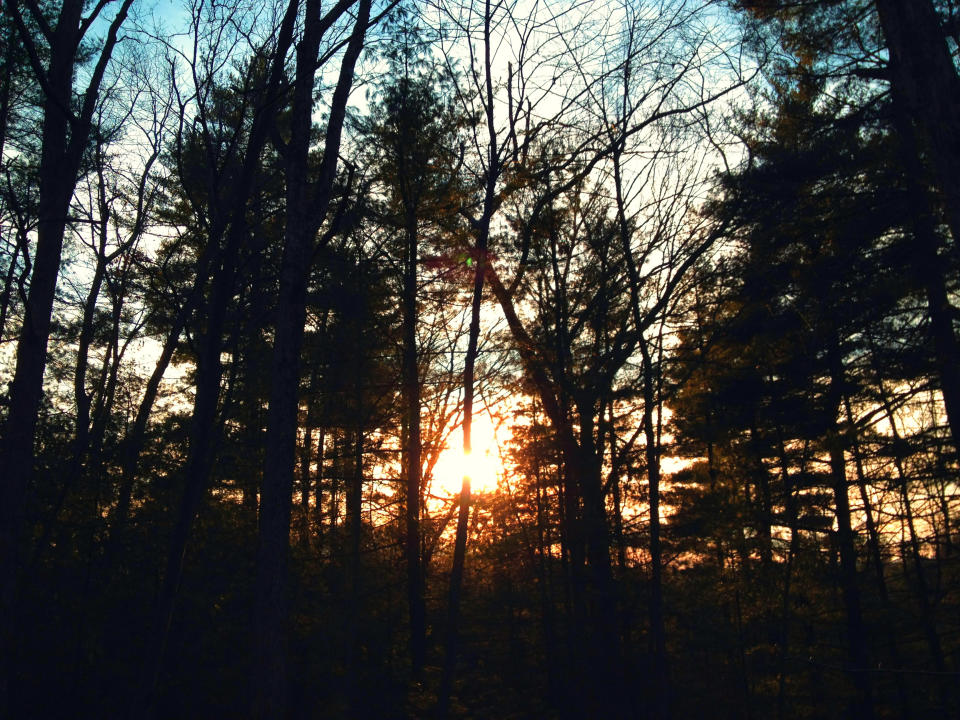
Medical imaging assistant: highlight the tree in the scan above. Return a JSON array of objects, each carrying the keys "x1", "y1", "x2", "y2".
[
  {"x1": 677, "y1": 64, "x2": 960, "y2": 713},
  {"x1": 0, "y1": 0, "x2": 134, "y2": 708},
  {"x1": 253, "y1": 0, "x2": 375, "y2": 714},
  {"x1": 735, "y1": 0, "x2": 960, "y2": 471},
  {"x1": 468, "y1": 1, "x2": 745, "y2": 711},
  {"x1": 0, "y1": 1, "x2": 47, "y2": 345},
  {"x1": 354, "y1": 25, "x2": 468, "y2": 677},
  {"x1": 9, "y1": 1, "x2": 960, "y2": 717},
  {"x1": 132, "y1": 10, "x2": 300, "y2": 709}
]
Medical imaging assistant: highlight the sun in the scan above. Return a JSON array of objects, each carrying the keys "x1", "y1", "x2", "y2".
[{"x1": 431, "y1": 414, "x2": 503, "y2": 496}]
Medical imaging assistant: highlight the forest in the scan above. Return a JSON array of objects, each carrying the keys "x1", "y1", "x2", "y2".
[{"x1": 1, "y1": 0, "x2": 958, "y2": 717}]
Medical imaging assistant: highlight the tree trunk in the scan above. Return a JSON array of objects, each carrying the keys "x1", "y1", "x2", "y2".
[
  {"x1": 438, "y1": 156, "x2": 489, "y2": 715},
  {"x1": 640, "y1": 337, "x2": 670, "y2": 720},
  {"x1": 314, "y1": 429, "x2": 326, "y2": 549},
  {"x1": 71, "y1": 246, "x2": 108, "y2": 477},
  {"x1": 0, "y1": 18, "x2": 14, "y2": 172},
  {"x1": 0, "y1": 14, "x2": 80, "y2": 687},
  {"x1": 347, "y1": 424, "x2": 364, "y2": 710},
  {"x1": 842, "y1": 394, "x2": 912, "y2": 717},
  {"x1": 253, "y1": 1, "x2": 369, "y2": 714},
  {"x1": 748, "y1": 426, "x2": 774, "y2": 573},
  {"x1": 534, "y1": 452, "x2": 561, "y2": 702},
  {"x1": 300, "y1": 403, "x2": 316, "y2": 550},
  {"x1": 137, "y1": 11, "x2": 299, "y2": 694},
  {"x1": 107, "y1": 294, "x2": 194, "y2": 569},
  {"x1": 437, "y1": 477, "x2": 471, "y2": 719},
  {"x1": 875, "y1": 0, "x2": 960, "y2": 247},
  {"x1": 774, "y1": 434, "x2": 801, "y2": 720},
  {"x1": 0, "y1": 1, "x2": 133, "y2": 709},
  {"x1": 877, "y1": 0, "x2": 960, "y2": 467},
  {"x1": 136, "y1": 219, "x2": 238, "y2": 716},
  {"x1": 402, "y1": 212, "x2": 426, "y2": 679},
  {"x1": 0, "y1": 226, "x2": 27, "y2": 343},
  {"x1": 875, "y1": 391, "x2": 951, "y2": 708},
  {"x1": 826, "y1": 352, "x2": 873, "y2": 720}
]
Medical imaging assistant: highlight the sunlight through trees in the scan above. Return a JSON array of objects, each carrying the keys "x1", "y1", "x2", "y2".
[{"x1": 1, "y1": 0, "x2": 958, "y2": 717}]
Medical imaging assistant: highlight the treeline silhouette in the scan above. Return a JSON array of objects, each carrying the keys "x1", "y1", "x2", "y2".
[{"x1": 0, "y1": 0, "x2": 958, "y2": 718}]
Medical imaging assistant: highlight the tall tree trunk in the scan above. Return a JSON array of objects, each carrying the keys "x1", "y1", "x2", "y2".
[
  {"x1": 346, "y1": 251, "x2": 366, "y2": 706},
  {"x1": 640, "y1": 337, "x2": 670, "y2": 720},
  {"x1": 254, "y1": 242, "x2": 305, "y2": 719},
  {"x1": 774, "y1": 434, "x2": 802, "y2": 720},
  {"x1": 897, "y1": 465, "x2": 949, "y2": 689},
  {"x1": 402, "y1": 213, "x2": 426, "y2": 679},
  {"x1": 841, "y1": 395, "x2": 912, "y2": 717},
  {"x1": 533, "y1": 450, "x2": 561, "y2": 703},
  {"x1": 87, "y1": 275, "x2": 133, "y2": 476},
  {"x1": 253, "y1": 1, "x2": 370, "y2": 714},
  {"x1": 137, "y1": 7, "x2": 300, "y2": 693},
  {"x1": 437, "y1": 477, "x2": 471, "y2": 719},
  {"x1": 106, "y1": 294, "x2": 194, "y2": 568},
  {"x1": 567, "y1": 400, "x2": 622, "y2": 715},
  {"x1": 0, "y1": 19, "x2": 79, "y2": 697},
  {"x1": 748, "y1": 426, "x2": 774, "y2": 573},
  {"x1": 0, "y1": 1, "x2": 133, "y2": 709},
  {"x1": 71, "y1": 244, "x2": 108, "y2": 477},
  {"x1": 136, "y1": 220, "x2": 239, "y2": 717},
  {"x1": 30, "y1": 213, "x2": 111, "y2": 568},
  {"x1": 237, "y1": 240, "x2": 272, "y2": 520},
  {"x1": 826, "y1": 351, "x2": 874, "y2": 720},
  {"x1": 329, "y1": 435, "x2": 342, "y2": 535},
  {"x1": 877, "y1": 0, "x2": 960, "y2": 458},
  {"x1": 0, "y1": 17, "x2": 14, "y2": 173},
  {"x1": 314, "y1": 429, "x2": 326, "y2": 549},
  {"x1": 875, "y1": 0, "x2": 960, "y2": 246},
  {"x1": 0, "y1": 227, "x2": 27, "y2": 343},
  {"x1": 874, "y1": 390, "x2": 951, "y2": 708},
  {"x1": 438, "y1": 4, "x2": 501, "y2": 705},
  {"x1": 347, "y1": 424, "x2": 364, "y2": 711},
  {"x1": 437, "y1": 159, "x2": 489, "y2": 716}
]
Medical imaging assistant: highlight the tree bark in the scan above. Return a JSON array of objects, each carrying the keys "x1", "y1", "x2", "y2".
[
  {"x1": 300, "y1": 399, "x2": 317, "y2": 550},
  {"x1": 71, "y1": 211, "x2": 109, "y2": 477},
  {"x1": 314, "y1": 429, "x2": 326, "y2": 548},
  {"x1": 439, "y1": 4, "x2": 502, "y2": 706},
  {"x1": 874, "y1": 388, "x2": 951, "y2": 708},
  {"x1": 841, "y1": 394, "x2": 912, "y2": 717},
  {"x1": 347, "y1": 424, "x2": 364, "y2": 710},
  {"x1": 106, "y1": 287, "x2": 195, "y2": 568},
  {"x1": 616, "y1": 135, "x2": 668, "y2": 719}
]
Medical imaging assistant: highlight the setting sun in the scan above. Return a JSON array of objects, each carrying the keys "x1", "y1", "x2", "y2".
[{"x1": 431, "y1": 414, "x2": 503, "y2": 496}]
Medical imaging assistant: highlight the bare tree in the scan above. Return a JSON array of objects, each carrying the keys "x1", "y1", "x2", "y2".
[
  {"x1": 428, "y1": 0, "x2": 748, "y2": 713},
  {"x1": 253, "y1": 0, "x2": 378, "y2": 714},
  {"x1": 0, "y1": 0, "x2": 135, "y2": 708},
  {"x1": 132, "y1": 3, "x2": 302, "y2": 713}
]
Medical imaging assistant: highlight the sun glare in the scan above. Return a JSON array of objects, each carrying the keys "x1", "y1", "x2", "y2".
[{"x1": 431, "y1": 414, "x2": 503, "y2": 496}]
